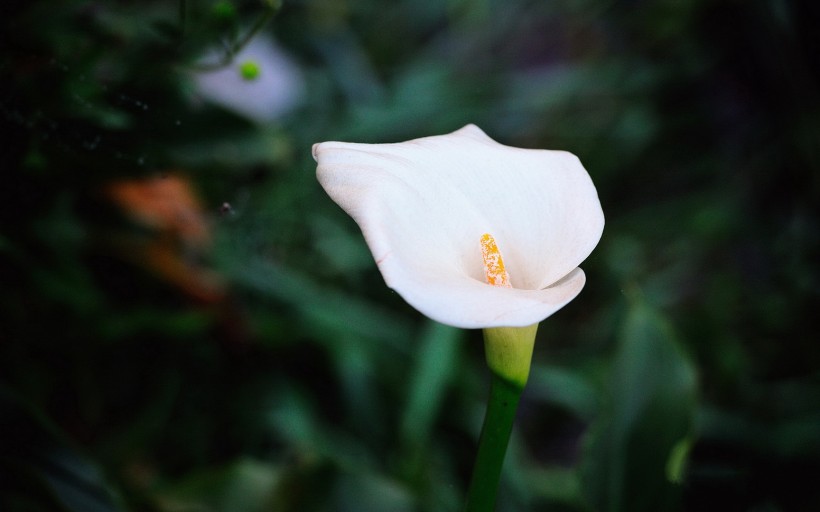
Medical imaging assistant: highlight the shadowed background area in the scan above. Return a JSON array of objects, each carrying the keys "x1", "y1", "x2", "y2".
[{"x1": 1, "y1": 1, "x2": 818, "y2": 511}]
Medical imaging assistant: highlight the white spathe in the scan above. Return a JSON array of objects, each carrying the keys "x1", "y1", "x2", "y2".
[
  {"x1": 192, "y1": 35, "x2": 303, "y2": 123},
  {"x1": 313, "y1": 124, "x2": 604, "y2": 329}
]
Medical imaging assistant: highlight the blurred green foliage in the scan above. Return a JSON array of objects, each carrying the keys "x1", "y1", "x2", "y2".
[{"x1": 1, "y1": 0, "x2": 819, "y2": 511}]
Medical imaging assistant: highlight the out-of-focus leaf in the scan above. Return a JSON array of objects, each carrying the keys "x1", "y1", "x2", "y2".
[
  {"x1": 265, "y1": 385, "x2": 374, "y2": 471},
  {"x1": 504, "y1": 417, "x2": 589, "y2": 511},
  {"x1": 171, "y1": 128, "x2": 294, "y2": 167},
  {"x1": 665, "y1": 436, "x2": 692, "y2": 484},
  {"x1": 397, "y1": 321, "x2": 464, "y2": 492},
  {"x1": 343, "y1": 62, "x2": 481, "y2": 141},
  {"x1": 527, "y1": 365, "x2": 599, "y2": 421},
  {"x1": 223, "y1": 256, "x2": 415, "y2": 348},
  {"x1": 157, "y1": 458, "x2": 280, "y2": 512},
  {"x1": 0, "y1": 388, "x2": 122, "y2": 512},
  {"x1": 580, "y1": 299, "x2": 697, "y2": 512},
  {"x1": 310, "y1": 215, "x2": 374, "y2": 274},
  {"x1": 524, "y1": 466, "x2": 585, "y2": 509},
  {"x1": 400, "y1": 321, "x2": 463, "y2": 449},
  {"x1": 332, "y1": 471, "x2": 415, "y2": 512}
]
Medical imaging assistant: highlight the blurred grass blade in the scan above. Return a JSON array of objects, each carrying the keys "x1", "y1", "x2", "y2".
[
  {"x1": 400, "y1": 321, "x2": 463, "y2": 449},
  {"x1": 580, "y1": 301, "x2": 697, "y2": 511},
  {"x1": 0, "y1": 388, "x2": 123, "y2": 512},
  {"x1": 157, "y1": 458, "x2": 281, "y2": 512},
  {"x1": 527, "y1": 365, "x2": 599, "y2": 421}
]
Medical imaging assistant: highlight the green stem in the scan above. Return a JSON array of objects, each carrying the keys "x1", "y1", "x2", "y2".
[
  {"x1": 187, "y1": 4, "x2": 279, "y2": 72},
  {"x1": 464, "y1": 374, "x2": 524, "y2": 512},
  {"x1": 464, "y1": 324, "x2": 537, "y2": 512}
]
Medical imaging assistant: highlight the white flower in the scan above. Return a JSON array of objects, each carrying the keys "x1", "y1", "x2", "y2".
[
  {"x1": 192, "y1": 35, "x2": 303, "y2": 123},
  {"x1": 313, "y1": 125, "x2": 604, "y2": 329}
]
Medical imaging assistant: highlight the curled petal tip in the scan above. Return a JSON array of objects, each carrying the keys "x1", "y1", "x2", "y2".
[
  {"x1": 311, "y1": 142, "x2": 321, "y2": 162},
  {"x1": 455, "y1": 123, "x2": 488, "y2": 138}
]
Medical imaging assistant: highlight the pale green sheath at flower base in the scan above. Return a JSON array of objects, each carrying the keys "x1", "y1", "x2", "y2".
[{"x1": 313, "y1": 125, "x2": 604, "y2": 512}]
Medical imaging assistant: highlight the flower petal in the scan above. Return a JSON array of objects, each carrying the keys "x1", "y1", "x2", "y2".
[
  {"x1": 192, "y1": 36, "x2": 304, "y2": 123},
  {"x1": 313, "y1": 125, "x2": 603, "y2": 328}
]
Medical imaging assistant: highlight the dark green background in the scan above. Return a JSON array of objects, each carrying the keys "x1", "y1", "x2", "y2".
[{"x1": 2, "y1": 1, "x2": 818, "y2": 510}]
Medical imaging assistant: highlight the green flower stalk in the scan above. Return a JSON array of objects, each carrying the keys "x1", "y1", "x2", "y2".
[{"x1": 465, "y1": 324, "x2": 537, "y2": 512}]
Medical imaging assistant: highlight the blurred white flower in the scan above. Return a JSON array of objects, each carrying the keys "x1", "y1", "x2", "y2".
[
  {"x1": 313, "y1": 125, "x2": 604, "y2": 329},
  {"x1": 193, "y1": 35, "x2": 303, "y2": 123}
]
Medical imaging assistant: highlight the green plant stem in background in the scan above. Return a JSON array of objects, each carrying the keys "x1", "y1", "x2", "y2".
[
  {"x1": 465, "y1": 325, "x2": 537, "y2": 512},
  {"x1": 187, "y1": 1, "x2": 279, "y2": 72}
]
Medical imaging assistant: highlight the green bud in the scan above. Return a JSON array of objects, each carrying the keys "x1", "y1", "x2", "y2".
[{"x1": 238, "y1": 60, "x2": 261, "y2": 81}]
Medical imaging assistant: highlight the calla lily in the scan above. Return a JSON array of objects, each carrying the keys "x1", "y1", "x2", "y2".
[
  {"x1": 192, "y1": 35, "x2": 304, "y2": 123},
  {"x1": 313, "y1": 124, "x2": 604, "y2": 329}
]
